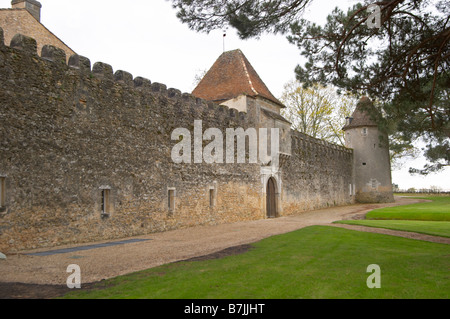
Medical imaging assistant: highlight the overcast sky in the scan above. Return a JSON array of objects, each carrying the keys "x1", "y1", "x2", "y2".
[{"x1": 1, "y1": 0, "x2": 448, "y2": 190}]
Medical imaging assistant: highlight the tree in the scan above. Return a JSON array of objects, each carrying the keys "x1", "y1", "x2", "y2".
[
  {"x1": 171, "y1": 0, "x2": 313, "y2": 39},
  {"x1": 388, "y1": 132, "x2": 420, "y2": 170},
  {"x1": 280, "y1": 81, "x2": 355, "y2": 146},
  {"x1": 281, "y1": 81, "x2": 414, "y2": 169},
  {"x1": 192, "y1": 68, "x2": 207, "y2": 89},
  {"x1": 171, "y1": 0, "x2": 450, "y2": 174}
]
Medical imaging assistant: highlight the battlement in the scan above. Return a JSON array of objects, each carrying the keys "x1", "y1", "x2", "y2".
[
  {"x1": 0, "y1": 27, "x2": 356, "y2": 253},
  {"x1": 0, "y1": 27, "x2": 352, "y2": 157},
  {"x1": 0, "y1": 28, "x2": 249, "y2": 128},
  {"x1": 291, "y1": 129, "x2": 352, "y2": 158}
]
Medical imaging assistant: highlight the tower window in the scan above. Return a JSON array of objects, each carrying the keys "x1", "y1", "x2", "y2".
[
  {"x1": 371, "y1": 179, "x2": 378, "y2": 190},
  {"x1": 361, "y1": 127, "x2": 368, "y2": 136},
  {"x1": 349, "y1": 184, "x2": 355, "y2": 196}
]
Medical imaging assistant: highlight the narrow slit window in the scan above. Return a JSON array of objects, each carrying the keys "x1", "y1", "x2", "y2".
[
  {"x1": 0, "y1": 177, "x2": 5, "y2": 208},
  {"x1": 168, "y1": 189, "x2": 175, "y2": 212},
  {"x1": 101, "y1": 187, "x2": 111, "y2": 216},
  {"x1": 209, "y1": 188, "x2": 216, "y2": 207}
]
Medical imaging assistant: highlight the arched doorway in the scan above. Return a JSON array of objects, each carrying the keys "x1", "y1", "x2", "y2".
[{"x1": 266, "y1": 177, "x2": 277, "y2": 218}]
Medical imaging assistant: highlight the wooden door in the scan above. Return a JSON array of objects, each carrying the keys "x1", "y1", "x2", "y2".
[{"x1": 266, "y1": 177, "x2": 277, "y2": 218}]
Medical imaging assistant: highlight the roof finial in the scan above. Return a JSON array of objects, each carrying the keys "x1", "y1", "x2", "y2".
[{"x1": 223, "y1": 29, "x2": 227, "y2": 53}]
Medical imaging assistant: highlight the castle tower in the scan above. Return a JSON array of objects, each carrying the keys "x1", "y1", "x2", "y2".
[
  {"x1": 11, "y1": 0, "x2": 41, "y2": 22},
  {"x1": 343, "y1": 97, "x2": 394, "y2": 203},
  {"x1": 192, "y1": 49, "x2": 285, "y2": 113},
  {"x1": 192, "y1": 49, "x2": 291, "y2": 155},
  {"x1": 193, "y1": 49, "x2": 292, "y2": 217}
]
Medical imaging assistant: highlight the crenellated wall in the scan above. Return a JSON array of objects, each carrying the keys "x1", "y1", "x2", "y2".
[
  {"x1": 282, "y1": 131, "x2": 354, "y2": 215},
  {"x1": 0, "y1": 28, "x2": 354, "y2": 253}
]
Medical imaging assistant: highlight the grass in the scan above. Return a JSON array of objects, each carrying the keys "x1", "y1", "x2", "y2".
[
  {"x1": 336, "y1": 196, "x2": 450, "y2": 238},
  {"x1": 334, "y1": 220, "x2": 450, "y2": 238},
  {"x1": 365, "y1": 196, "x2": 450, "y2": 221},
  {"x1": 60, "y1": 195, "x2": 450, "y2": 299},
  {"x1": 62, "y1": 225, "x2": 450, "y2": 299}
]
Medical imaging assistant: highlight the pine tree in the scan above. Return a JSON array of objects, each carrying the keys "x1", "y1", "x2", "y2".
[{"x1": 171, "y1": 0, "x2": 449, "y2": 173}]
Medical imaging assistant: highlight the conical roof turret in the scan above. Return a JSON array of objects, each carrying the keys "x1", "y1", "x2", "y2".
[
  {"x1": 343, "y1": 96, "x2": 379, "y2": 130},
  {"x1": 192, "y1": 49, "x2": 284, "y2": 108}
]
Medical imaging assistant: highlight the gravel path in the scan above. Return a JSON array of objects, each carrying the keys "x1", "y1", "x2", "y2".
[{"x1": 0, "y1": 196, "x2": 446, "y2": 298}]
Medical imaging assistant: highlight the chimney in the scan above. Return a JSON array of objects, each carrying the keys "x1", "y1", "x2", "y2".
[
  {"x1": 11, "y1": 0, "x2": 42, "y2": 22},
  {"x1": 345, "y1": 117, "x2": 353, "y2": 126}
]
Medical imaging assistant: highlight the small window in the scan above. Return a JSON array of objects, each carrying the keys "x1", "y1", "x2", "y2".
[
  {"x1": 362, "y1": 162, "x2": 367, "y2": 166},
  {"x1": 0, "y1": 177, "x2": 6, "y2": 209},
  {"x1": 361, "y1": 127, "x2": 368, "y2": 136},
  {"x1": 371, "y1": 179, "x2": 378, "y2": 190},
  {"x1": 168, "y1": 188, "x2": 175, "y2": 212},
  {"x1": 100, "y1": 186, "x2": 111, "y2": 217},
  {"x1": 349, "y1": 184, "x2": 356, "y2": 196},
  {"x1": 209, "y1": 188, "x2": 216, "y2": 207}
]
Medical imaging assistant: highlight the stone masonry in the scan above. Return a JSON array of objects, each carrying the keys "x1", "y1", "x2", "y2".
[{"x1": 0, "y1": 27, "x2": 388, "y2": 253}]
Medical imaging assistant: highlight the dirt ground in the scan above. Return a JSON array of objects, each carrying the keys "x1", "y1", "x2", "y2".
[{"x1": 0, "y1": 196, "x2": 448, "y2": 299}]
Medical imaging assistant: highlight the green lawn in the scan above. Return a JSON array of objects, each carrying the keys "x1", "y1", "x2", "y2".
[
  {"x1": 366, "y1": 196, "x2": 450, "y2": 221},
  {"x1": 334, "y1": 220, "x2": 450, "y2": 238},
  {"x1": 62, "y1": 226, "x2": 450, "y2": 299},
  {"x1": 336, "y1": 196, "x2": 450, "y2": 237}
]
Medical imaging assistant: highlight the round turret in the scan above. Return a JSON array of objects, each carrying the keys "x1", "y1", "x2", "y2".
[{"x1": 343, "y1": 97, "x2": 394, "y2": 203}]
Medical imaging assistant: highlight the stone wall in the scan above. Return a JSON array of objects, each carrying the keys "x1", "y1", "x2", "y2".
[
  {"x1": 0, "y1": 29, "x2": 262, "y2": 252},
  {"x1": 281, "y1": 131, "x2": 354, "y2": 215},
  {"x1": 0, "y1": 28, "x2": 355, "y2": 253},
  {"x1": 346, "y1": 126, "x2": 394, "y2": 203}
]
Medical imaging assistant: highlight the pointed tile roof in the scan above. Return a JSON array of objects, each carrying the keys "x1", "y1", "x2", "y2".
[
  {"x1": 192, "y1": 49, "x2": 285, "y2": 108},
  {"x1": 343, "y1": 96, "x2": 379, "y2": 130}
]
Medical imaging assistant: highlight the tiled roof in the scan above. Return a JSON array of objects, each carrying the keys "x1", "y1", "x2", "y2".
[
  {"x1": 192, "y1": 49, "x2": 284, "y2": 108},
  {"x1": 343, "y1": 96, "x2": 379, "y2": 130}
]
